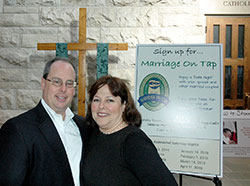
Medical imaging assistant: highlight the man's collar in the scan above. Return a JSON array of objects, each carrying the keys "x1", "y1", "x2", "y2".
[{"x1": 41, "y1": 99, "x2": 74, "y2": 121}]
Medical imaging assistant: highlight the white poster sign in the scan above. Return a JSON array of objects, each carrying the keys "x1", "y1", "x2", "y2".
[
  {"x1": 135, "y1": 44, "x2": 223, "y2": 177},
  {"x1": 223, "y1": 110, "x2": 250, "y2": 157}
]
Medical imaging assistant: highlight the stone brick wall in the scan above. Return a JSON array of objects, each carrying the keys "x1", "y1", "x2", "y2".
[{"x1": 0, "y1": 0, "x2": 205, "y2": 126}]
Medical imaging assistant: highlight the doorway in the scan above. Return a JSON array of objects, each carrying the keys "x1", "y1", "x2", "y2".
[{"x1": 206, "y1": 17, "x2": 250, "y2": 109}]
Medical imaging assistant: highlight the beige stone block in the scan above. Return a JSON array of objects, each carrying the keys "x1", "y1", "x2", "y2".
[
  {"x1": 17, "y1": 90, "x2": 41, "y2": 110},
  {"x1": 184, "y1": 35, "x2": 206, "y2": 44},
  {"x1": 0, "y1": 69, "x2": 26, "y2": 82},
  {"x1": 5, "y1": 0, "x2": 59, "y2": 6},
  {"x1": 0, "y1": 110, "x2": 26, "y2": 127},
  {"x1": 140, "y1": 0, "x2": 196, "y2": 6},
  {"x1": 160, "y1": 14, "x2": 197, "y2": 27},
  {"x1": 4, "y1": 6, "x2": 38, "y2": 13},
  {"x1": 0, "y1": 82, "x2": 26, "y2": 89},
  {"x1": 115, "y1": 7, "x2": 138, "y2": 27},
  {"x1": 87, "y1": 8, "x2": 116, "y2": 27},
  {"x1": 0, "y1": 28, "x2": 21, "y2": 47},
  {"x1": 58, "y1": 27, "x2": 78, "y2": 43},
  {"x1": 0, "y1": 89, "x2": 16, "y2": 110},
  {"x1": 110, "y1": 48, "x2": 136, "y2": 68},
  {"x1": 115, "y1": 7, "x2": 159, "y2": 27},
  {"x1": 144, "y1": 28, "x2": 184, "y2": 44},
  {"x1": 107, "y1": 0, "x2": 137, "y2": 6},
  {"x1": 20, "y1": 27, "x2": 58, "y2": 34},
  {"x1": 40, "y1": 7, "x2": 78, "y2": 26},
  {"x1": 62, "y1": 0, "x2": 105, "y2": 6},
  {"x1": 158, "y1": 5, "x2": 200, "y2": 15},
  {"x1": 0, "y1": 14, "x2": 38, "y2": 27},
  {"x1": 0, "y1": 0, "x2": 3, "y2": 13},
  {"x1": 109, "y1": 68, "x2": 135, "y2": 87},
  {"x1": 101, "y1": 28, "x2": 144, "y2": 47},
  {"x1": 22, "y1": 34, "x2": 57, "y2": 48},
  {"x1": 140, "y1": 0, "x2": 166, "y2": 6},
  {"x1": 139, "y1": 8, "x2": 159, "y2": 27},
  {"x1": 27, "y1": 69, "x2": 43, "y2": 89},
  {"x1": 86, "y1": 28, "x2": 101, "y2": 43},
  {"x1": 0, "y1": 48, "x2": 29, "y2": 67}
]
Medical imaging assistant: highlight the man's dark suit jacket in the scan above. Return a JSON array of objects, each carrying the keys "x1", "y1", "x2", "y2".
[{"x1": 0, "y1": 101, "x2": 89, "y2": 186}]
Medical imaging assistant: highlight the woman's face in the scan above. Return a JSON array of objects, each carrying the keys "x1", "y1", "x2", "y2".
[
  {"x1": 224, "y1": 131, "x2": 232, "y2": 138},
  {"x1": 91, "y1": 84, "x2": 125, "y2": 132}
]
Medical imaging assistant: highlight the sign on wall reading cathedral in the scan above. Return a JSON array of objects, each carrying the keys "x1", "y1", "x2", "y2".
[{"x1": 200, "y1": 0, "x2": 250, "y2": 14}]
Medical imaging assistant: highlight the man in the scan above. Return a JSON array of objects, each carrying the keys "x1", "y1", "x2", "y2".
[{"x1": 0, "y1": 58, "x2": 88, "y2": 186}]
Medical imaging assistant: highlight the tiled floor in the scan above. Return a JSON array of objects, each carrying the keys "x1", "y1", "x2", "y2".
[{"x1": 173, "y1": 157, "x2": 250, "y2": 186}]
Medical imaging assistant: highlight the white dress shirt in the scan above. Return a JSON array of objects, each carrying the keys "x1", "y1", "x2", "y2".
[{"x1": 41, "y1": 99, "x2": 82, "y2": 186}]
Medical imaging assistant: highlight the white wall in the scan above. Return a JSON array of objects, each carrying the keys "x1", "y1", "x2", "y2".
[{"x1": 0, "y1": 0, "x2": 206, "y2": 126}]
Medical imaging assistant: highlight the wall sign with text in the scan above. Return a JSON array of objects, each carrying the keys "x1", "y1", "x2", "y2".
[
  {"x1": 223, "y1": 110, "x2": 250, "y2": 157},
  {"x1": 200, "y1": 0, "x2": 250, "y2": 14},
  {"x1": 135, "y1": 44, "x2": 223, "y2": 177}
]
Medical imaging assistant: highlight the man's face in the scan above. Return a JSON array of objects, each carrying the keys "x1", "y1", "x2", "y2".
[{"x1": 41, "y1": 61, "x2": 76, "y2": 117}]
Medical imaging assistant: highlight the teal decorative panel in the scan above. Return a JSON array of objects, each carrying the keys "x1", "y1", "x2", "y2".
[
  {"x1": 97, "y1": 43, "x2": 109, "y2": 79},
  {"x1": 56, "y1": 43, "x2": 68, "y2": 58}
]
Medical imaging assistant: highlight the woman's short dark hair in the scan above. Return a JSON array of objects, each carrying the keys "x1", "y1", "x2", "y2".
[
  {"x1": 223, "y1": 128, "x2": 232, "y2": 133},
  {"x1": 43, "y1": 57, "x2": 77, "y2": 81},
  {"x1": 86, "y1": 75, "x2": 142, "y2": 127}
]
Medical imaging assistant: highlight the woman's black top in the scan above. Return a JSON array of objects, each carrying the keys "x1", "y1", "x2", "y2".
[{"x1": 82, "y1": 125, "x2": 178, "y2": 186}]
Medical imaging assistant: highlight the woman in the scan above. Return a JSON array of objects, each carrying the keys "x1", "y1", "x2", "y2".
[{"x1": 83, "y1": 75, "x2": 178, "y2": 186}]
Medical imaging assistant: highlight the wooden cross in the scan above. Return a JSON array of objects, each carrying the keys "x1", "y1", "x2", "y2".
[{"x1": 37, "y1": 8, "x2": 128, "y2": 116}]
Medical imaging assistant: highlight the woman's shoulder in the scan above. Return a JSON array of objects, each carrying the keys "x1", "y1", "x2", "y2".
[
  {"x1": 123, "y1": 125, "x2": 145, "y2": 136},
  {"x1": 122, "y1": 125, "x2": 153, "y2": 145}
]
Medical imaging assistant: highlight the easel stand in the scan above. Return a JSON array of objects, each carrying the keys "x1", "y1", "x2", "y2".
[{"x1": 179, "y1": 174, "x2": 222, "y2": 186}]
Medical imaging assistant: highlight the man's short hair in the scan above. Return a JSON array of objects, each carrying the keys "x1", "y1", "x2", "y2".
[{"x1": 43, "y1": 57, "x2": 77, "y2": 81}]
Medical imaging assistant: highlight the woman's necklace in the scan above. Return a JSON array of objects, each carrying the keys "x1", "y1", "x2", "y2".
[{"x1": 100, "y1": 121, "x2": 128, "y2": 135}]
